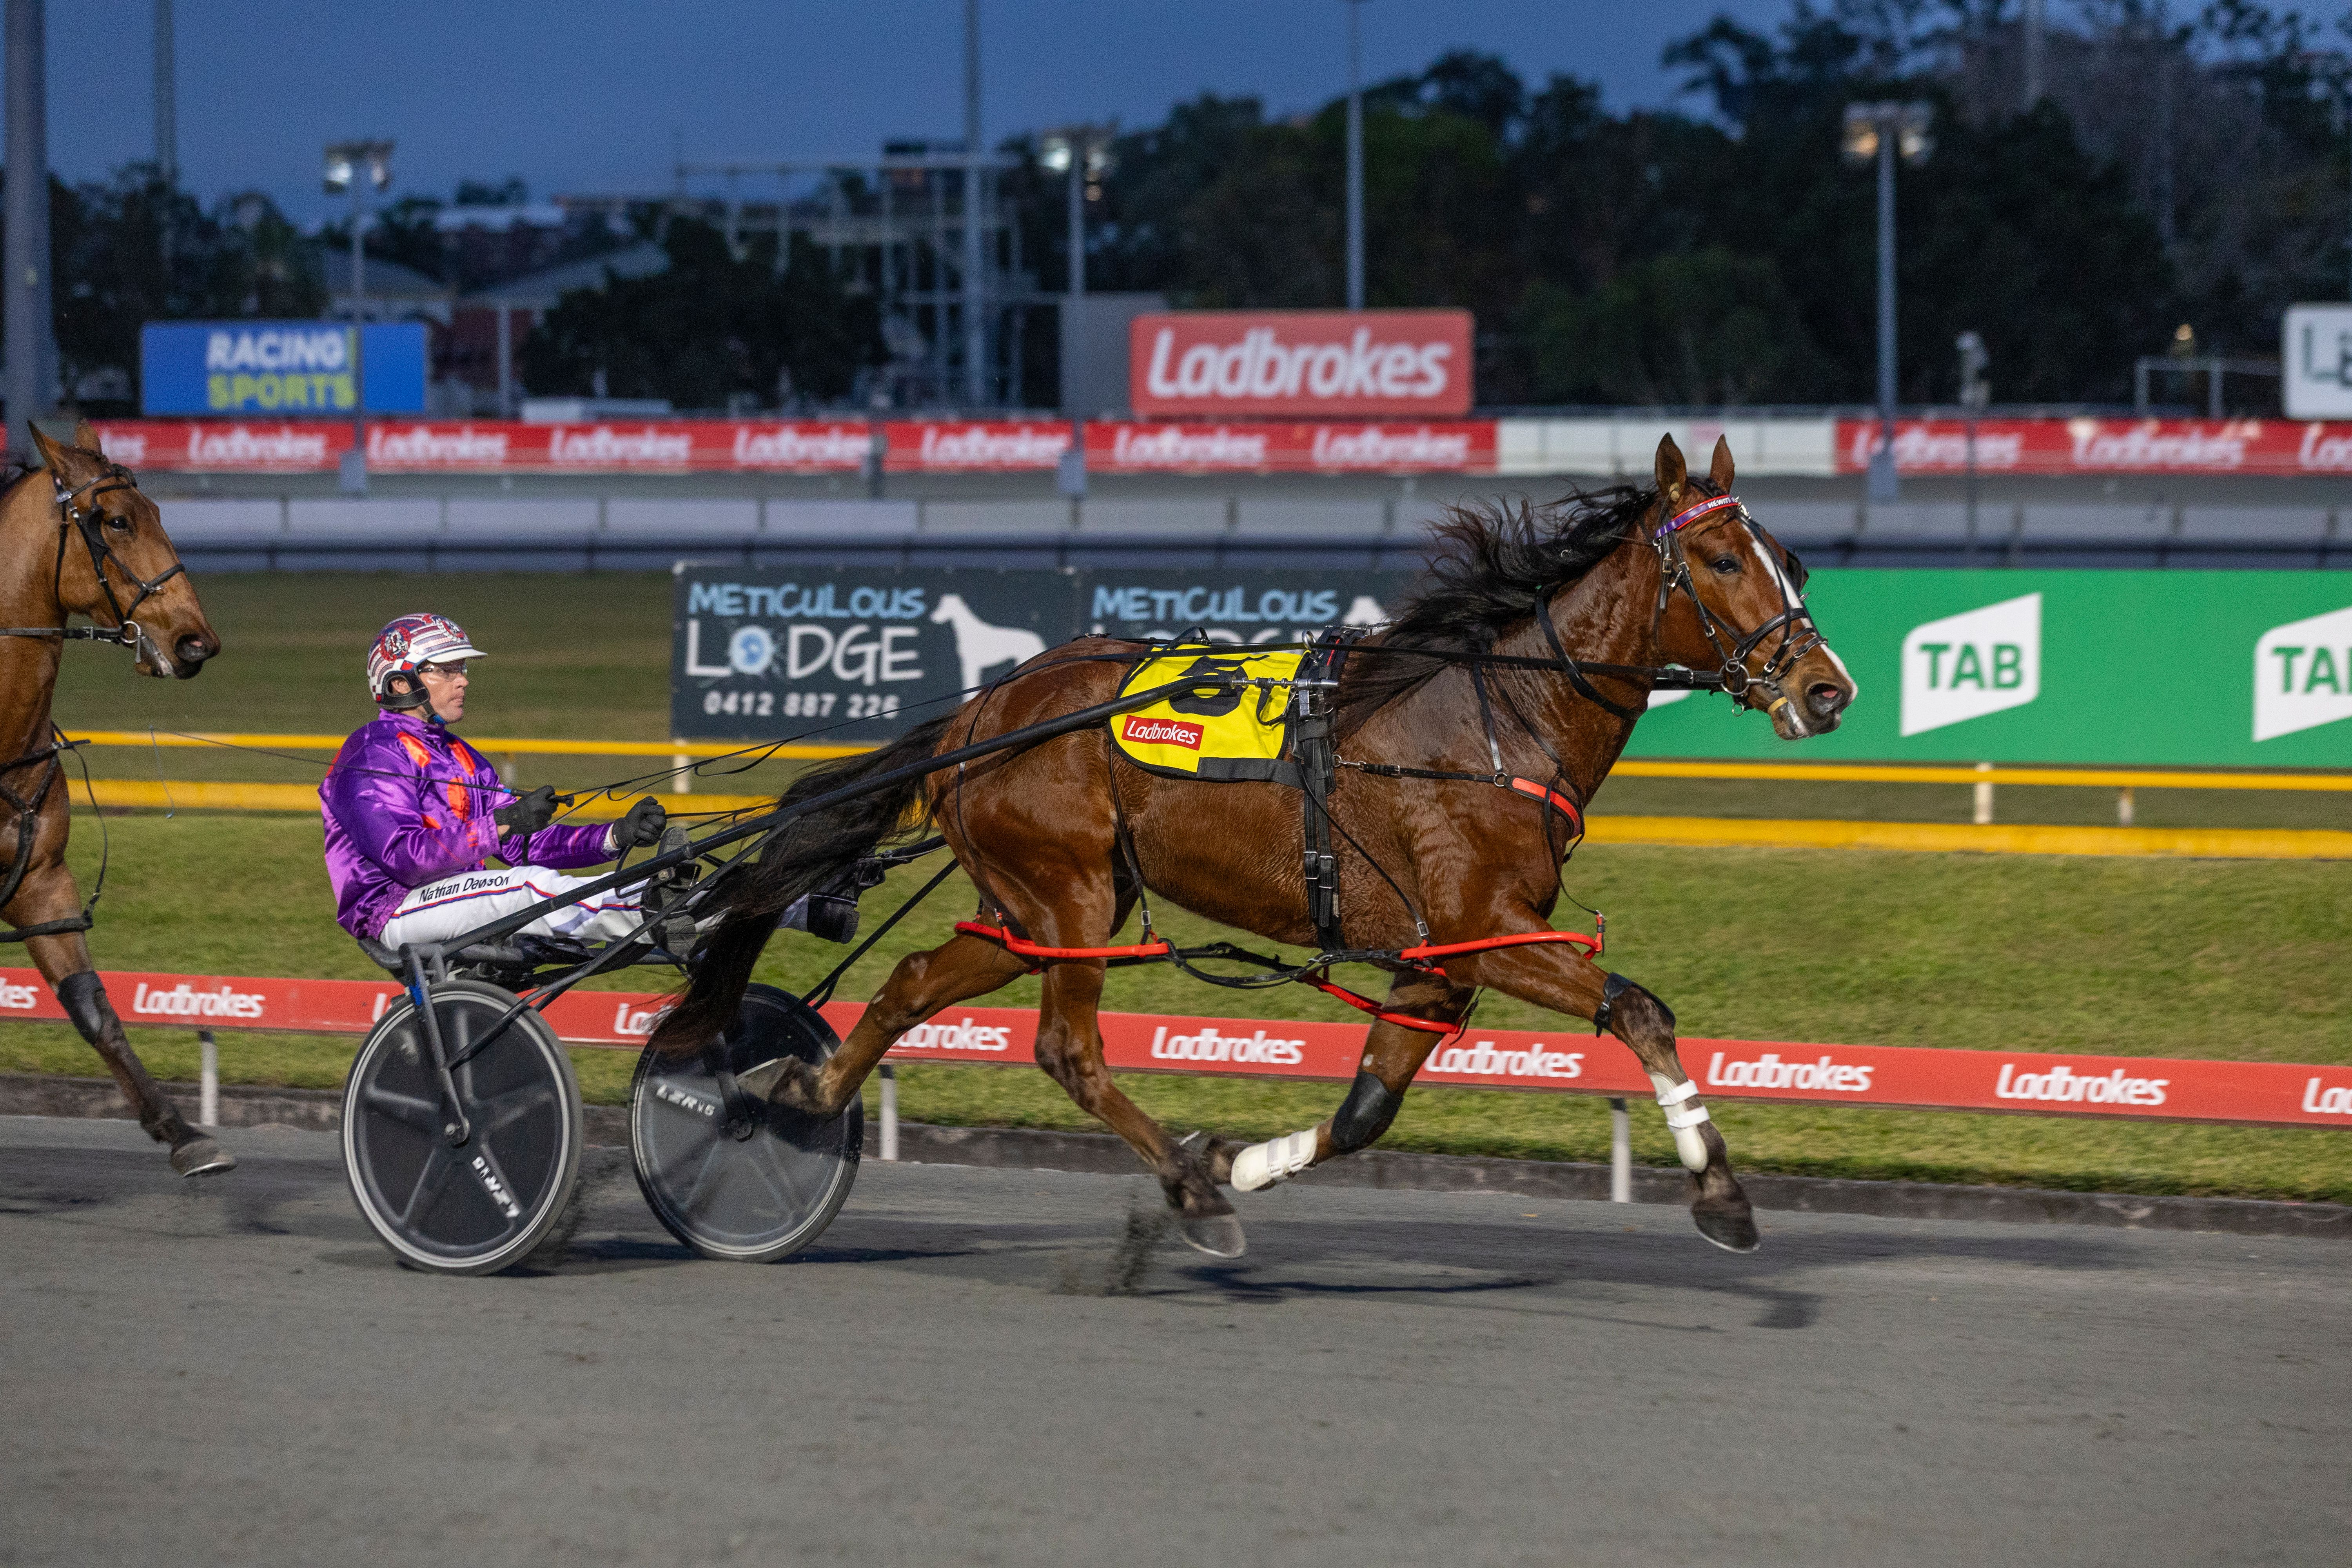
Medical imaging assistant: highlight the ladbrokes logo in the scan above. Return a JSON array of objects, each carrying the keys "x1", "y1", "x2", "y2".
[
  {"x1": 1994, "y1": 1061, "x2": 2168, "y2": 1107},
  {"x1": 132, "y1": 981, "x2": 266, "y2": 1021},
  {"x1": 1122, "y1": 715, "x2": 1204, "y2": 750},
  {"x1": 897, "y1": 1017, "x2": 1013, "y2": 1053},
  {"x1": 0, "y1": 979, "x2": 41, "y2": 1011},
  {"x1": 1424, "y1": 1038, "x2": 1583, "y2": 1080},
  {"x1": 1706, "y1": 1051, "x2": 1873, "y2": 1093},
  {"x1": 1132, "y1": 310, "x2": 1473, "y2": 416},
  {"x1": 1900, "y1": 592, "x2": 2041, "y2": 736},
  {"x1": 2252, "y1": 604, "x2": 2352, "y2": 742},
  {"x1": 2300, "y1": 1077, "x2": 2352, "y2": 1116},
  {"x1": 1149, "y1": 1024, "x2": 1305, "y2": 1067}
]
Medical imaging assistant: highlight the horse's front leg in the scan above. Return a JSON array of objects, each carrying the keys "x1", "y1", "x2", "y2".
[
  {"x1": 1450, "y1": 939, "x2": 1756, "y2": 1253},
  {"x1": 1213, "y1": 970, "x2": 1473, "y2": 1191},
  {"x1": 15, "y1": 866, "x2": 232, "y2": 1177}
]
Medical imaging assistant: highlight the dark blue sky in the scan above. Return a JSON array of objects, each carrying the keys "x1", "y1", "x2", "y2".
[{"x1": 45, "y1": 0, "x2": 1790, "y2": 220}]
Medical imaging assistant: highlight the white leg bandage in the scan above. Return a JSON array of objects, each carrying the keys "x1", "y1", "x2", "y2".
[
  {"x1": 1230, "y1": 1129, "x2": 1319, "y2": 1192},
  {"x1": 1651, "y1": 1074, "x2": 1713, "y2": 1172}
]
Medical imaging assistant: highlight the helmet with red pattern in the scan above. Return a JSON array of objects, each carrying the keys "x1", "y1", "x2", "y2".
[{"x1": 367, "y1": 613, "x2": 486, "y2": 708}]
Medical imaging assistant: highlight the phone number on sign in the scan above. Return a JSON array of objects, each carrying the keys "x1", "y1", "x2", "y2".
[{"x1": 701, "y1": 690, "x2": 903, "y2": 719}]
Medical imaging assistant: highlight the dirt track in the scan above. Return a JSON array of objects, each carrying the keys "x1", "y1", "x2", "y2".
[{"x1": 4, "y1": 1115, "x2": 2346, "y2": 1567}]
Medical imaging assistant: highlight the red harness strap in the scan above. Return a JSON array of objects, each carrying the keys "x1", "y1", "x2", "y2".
[
  {"x1": 1304, "y1": 980, "x2": 1464, "y2": 1036},
  {"x1": 954, "y1": 920, "x2": 1173, "y2": 962},
  {"x1": 1401, "y1": 928, "x2": 1601, "y2": 962},
  {"x1": 1506, "y1": 777, "x2": 1583, "y2": 833}
]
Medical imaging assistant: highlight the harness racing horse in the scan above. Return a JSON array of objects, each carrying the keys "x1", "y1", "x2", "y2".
[
  {"x1": 2, "y1": 423, "x2": 225, "y2": 1175},
  {"x1": 655, "y1": 436, "x2": 1856, "y2": 1255}
]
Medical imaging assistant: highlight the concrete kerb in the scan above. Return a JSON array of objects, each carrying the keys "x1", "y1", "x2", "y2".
[{"x1": 9, "y1": 1072, "x2": 2347, "y2": 1243}]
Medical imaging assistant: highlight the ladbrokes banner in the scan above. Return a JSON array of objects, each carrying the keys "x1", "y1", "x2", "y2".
[
  {"x1": 1834, "y1": 416, "x2": 2352, "y2": 475},
  {"x1": 1129, "y1": 309, "x2": 1475, "y2": 417},
  {"x1": 6, "y1": 966, "x2": 2344, "y2": 1127},
  {"x1": 1626, "y1": 568, "x2": 2352, "y2": 768}
]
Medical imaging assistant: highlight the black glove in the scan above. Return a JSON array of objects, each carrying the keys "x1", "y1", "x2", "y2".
[
  {"x1": 608, "y1": 796, "x2": 668, "y2": 854},
  {"x1": 492, "y1": 784, "x2": 557, "y2": 837}
]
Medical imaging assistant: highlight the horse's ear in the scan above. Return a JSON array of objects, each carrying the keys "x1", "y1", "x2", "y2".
[
  {"x1": 1653, "y1": 434, "x2": 1688, "y2": 507},
  {"x1": 73, "y1": 419, "x2": 103, "y2": 458},
  {"x1": 25, "y1": 422, "x2": 68, "y2": 472},
  {"x1": 1708, "y1": 435, "x2": 1735, "y2": 491}
]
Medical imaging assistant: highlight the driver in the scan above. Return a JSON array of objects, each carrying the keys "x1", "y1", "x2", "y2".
[{"x1": 321, "y1": 613, "x2": 675, "y2": 950}]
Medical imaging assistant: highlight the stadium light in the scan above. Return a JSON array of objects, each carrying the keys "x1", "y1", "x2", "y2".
[
  {"x1": 1042, "y1": 124, "x2": 1116, "y2": 493},
  {"x1": 1843, "y1": 102, "x2": 1932, "y2": 503},
  {"x1": 323, "y1": 138, "x2": 394, "y2": 494}
]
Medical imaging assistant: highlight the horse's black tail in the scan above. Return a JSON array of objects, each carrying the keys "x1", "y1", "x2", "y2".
[{"x1": 650, "y1": 714, "x2": 955, "y2": 1054}]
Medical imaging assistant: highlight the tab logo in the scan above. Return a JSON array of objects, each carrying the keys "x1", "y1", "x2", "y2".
[
  {"x1": 1900, "y1": 592, "x2": 2041, "y2": 736},
  {"x1": 2252, "y1": 604, "x2": 2352, "y2": 742}
]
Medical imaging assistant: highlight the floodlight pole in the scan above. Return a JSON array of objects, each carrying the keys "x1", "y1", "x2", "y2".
[
  {"x1": 1871, "y1": 115, "x2": 1899, "y2": 503},
  {"x1": 345, "y1": 171, "x2": 370, "y2": 492},
  {"x1": 153, "y1": 0, "x2": 174, "y2": 182},
  {"x1": 1060, "y1": 134, "x2": 1087, "y2": 498},
  {"x1": 5, "y1": 0, "x2": 54, "y2": 460},
  {"x1": 962, "y1": 0, "x2": 986, "y2": 407},
  {"x1": 1345, "y1": 0, "x2": 1366, "y2": 310}
]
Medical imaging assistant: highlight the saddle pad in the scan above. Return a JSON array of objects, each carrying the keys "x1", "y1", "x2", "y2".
[{"x1": 1112, "y1": 645, "x2": 1307, "y2": 783}]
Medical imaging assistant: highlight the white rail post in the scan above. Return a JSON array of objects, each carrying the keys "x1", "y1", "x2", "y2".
[
  {"x1": 2117, "y1": 786, "x2": 2135, "y2": 828},
  {"x1": 197, "y1": 1028, "x2": 218, "y2": 1129},
  {"x1": 670, "y1": 746, "x2": 691, "y2": 796},
  {"x1": 1973, "y1": 761, "x2": 1994, "y2": 826},
  {"x1": 878, "y1": 1062, "x2": 898, "y2": 1161},
  {"x1": 1608, "y1": 1097, "x2": 1630, "y2": 1203}
]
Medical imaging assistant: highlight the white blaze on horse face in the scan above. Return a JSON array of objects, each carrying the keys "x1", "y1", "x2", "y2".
[
  {"x1": 1650, "y1": 1072, "x2": 1713, "y2": 1172},
  {"x1": 1230, "y1": 1127, "x2": 1319, "y2": 1192},
  {"x1": 1722, "y1": 522, "x2": 1817, "y2": 737}
]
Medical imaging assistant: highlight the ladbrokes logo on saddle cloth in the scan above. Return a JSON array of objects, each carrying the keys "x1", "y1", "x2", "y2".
[{"x1": 1112, "y1": 645, "x2": 1307, "y2": 782}]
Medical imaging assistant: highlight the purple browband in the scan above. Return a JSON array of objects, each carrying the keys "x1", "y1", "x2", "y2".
[{"x1": 1655, "y1": 493, "x2": 1742, "y2": 538}]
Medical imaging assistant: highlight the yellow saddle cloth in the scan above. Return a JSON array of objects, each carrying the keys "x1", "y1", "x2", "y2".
[{"x1": 1111, "y1": 644, "x2": 1307, "y2": 784}]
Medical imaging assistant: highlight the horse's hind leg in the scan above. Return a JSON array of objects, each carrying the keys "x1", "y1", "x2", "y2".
[
  {"x1": 20, "y1": 907, "x2": 232, "y2": 1177},
  {"x1": 1030, "y1": 955, "x2": 1242, "y2": 1258},
  {"x1": 1214, "y1": 970, "x2": 1474, "y2": 1191},
  {"x1": 1453, "y1": 942, "x2": 1756, "y2": 1253}
]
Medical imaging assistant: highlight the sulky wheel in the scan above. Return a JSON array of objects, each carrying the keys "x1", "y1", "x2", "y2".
[
  {"x1": 342, "y1": 979, "x2": 584, "y2": 1276},
  {"x1": 628, "y1": 983, "x2": 862, "y2": 1263}
]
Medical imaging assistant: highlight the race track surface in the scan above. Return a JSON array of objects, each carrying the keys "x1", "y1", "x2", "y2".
[{"x1": 3, "y1": 1116, "x2": 2346, "y2": 1568}]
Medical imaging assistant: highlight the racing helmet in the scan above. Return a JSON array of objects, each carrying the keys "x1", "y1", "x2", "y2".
[{"x1": 368, "y1": 613, "x2": 487, "y2": 708}]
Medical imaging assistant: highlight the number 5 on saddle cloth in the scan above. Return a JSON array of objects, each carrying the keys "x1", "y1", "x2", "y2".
[{"x1": 1111, "y1": 637, "x2": 1348, "y2": 947}]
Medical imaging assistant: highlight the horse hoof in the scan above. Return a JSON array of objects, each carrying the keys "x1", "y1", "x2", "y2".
[
  {"x1": 171, "y1": 1136, "x2": 235, "y2": 1178},
  {"x1": 1691, "y1": 1200, "x2": 1759, "y2": 1254},
  {"x1": 1176, "y1": 1211, "x2": 1247, "y2": 1259},
  {"x1": 733, "y1": 1058, "x2": 789, "y2": 1103}
]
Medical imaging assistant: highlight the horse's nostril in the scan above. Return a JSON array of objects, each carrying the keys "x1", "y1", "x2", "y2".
[
  {"x1": 1807, "y1": 682, "x2": 1849, "y2": 717},
  {"x1": 174, "y1": 635, "x2": 214, "y2": 665}
]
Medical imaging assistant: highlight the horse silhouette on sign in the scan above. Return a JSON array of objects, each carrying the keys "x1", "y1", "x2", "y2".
[{"x1": 931, "y1": 594, "x2": 1046, "y2": 690}]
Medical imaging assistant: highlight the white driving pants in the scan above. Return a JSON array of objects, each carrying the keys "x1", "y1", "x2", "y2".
[{"x1": 377, "y1": 865, "x2": 648, "y2": 950}]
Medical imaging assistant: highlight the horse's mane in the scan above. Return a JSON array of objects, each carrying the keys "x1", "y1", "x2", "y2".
[{"x1": 1334, "y1": 484, "x2": 1661, "y2": 735}]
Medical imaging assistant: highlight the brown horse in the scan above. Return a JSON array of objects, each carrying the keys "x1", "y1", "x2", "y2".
[
  {"x1": 655, "y1": 435, "x2": 1855, "y2": 1255},
  {"x1": 4, "y1": 423, "x2": 225, "y2": 1175}
]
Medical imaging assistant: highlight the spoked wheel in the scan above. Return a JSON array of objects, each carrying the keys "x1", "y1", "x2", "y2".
[
  {"x1": 629, "y1": 984, "x2": 862, "y2": 1263},
  {"x1": 342, "y1": 979, "x2": 584, "y2": 1276}
]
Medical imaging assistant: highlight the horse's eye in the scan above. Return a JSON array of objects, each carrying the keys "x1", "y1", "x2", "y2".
[
  {"x1": 105, "y1": 514, "x2": 133, "y2": 534},
  {"x1": 1710, "y1": 555, "x2": 1739, "y2": 575}
]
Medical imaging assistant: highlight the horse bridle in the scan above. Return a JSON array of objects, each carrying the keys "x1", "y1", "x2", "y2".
[
  {"x1": 1645, "y1": 489, "x2": 1823, "y2": 720},
  {"x1": 0, "y1": 464, "x2": 187, "y2": 664}
]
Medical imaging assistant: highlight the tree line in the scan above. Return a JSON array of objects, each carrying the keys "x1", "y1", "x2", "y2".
[{"x1": 22, "y1": 0, "x2": 2352, "y2": 414}]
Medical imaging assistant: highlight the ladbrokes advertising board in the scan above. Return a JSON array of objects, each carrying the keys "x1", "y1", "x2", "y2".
[{"x1": 1129, "y1": 310, "x2": 1474, "y2": 418}]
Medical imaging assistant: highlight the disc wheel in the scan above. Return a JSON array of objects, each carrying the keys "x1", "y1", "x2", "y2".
[
  {"x1": 629, "y1": 984, "x2": 862, "y2": 1263},
  {"x1": 342, "y1": 979, "x2": 583, "y2": 1276}
]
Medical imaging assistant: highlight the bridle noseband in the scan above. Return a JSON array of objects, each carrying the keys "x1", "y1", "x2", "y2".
[
  {"x1": 0, "y1": 463, "x2": 189, "y2": 666},
  {"x1": 1643, "y1": 488, "x2": 1825, "y2": 721}
]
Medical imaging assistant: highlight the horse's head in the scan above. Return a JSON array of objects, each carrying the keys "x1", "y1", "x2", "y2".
[
  {"x1": 29, "y1": 421, "x2": 219, "y2": 679},
  {"x1": 1647, "y1": 434, "x2": 1854, "y2": 738}
]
